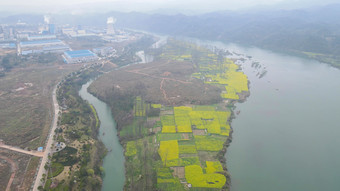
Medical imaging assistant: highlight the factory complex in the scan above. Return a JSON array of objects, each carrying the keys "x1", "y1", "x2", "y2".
[
  {"x1": 63, "y1": 50, "x2": 98, "y2": 64},
  {"x1": 19, "y1": 39, "x2": 71, "y2": 55},
  {"x1": 1, "y1": 15, "x2": 144, "y2": 66}
]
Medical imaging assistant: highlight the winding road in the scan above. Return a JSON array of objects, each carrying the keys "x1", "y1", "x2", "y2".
[{"x1": 32, "y1": 85, "x2": 60, "y2": 191}]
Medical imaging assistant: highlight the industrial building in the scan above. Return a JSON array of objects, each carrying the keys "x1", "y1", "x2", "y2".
[
  {"x1": 92, "y1": 47, "x2": 116, "y2": 57},
  {"x1": 27, "y1": 35, "x2": 56, "y2": 41},
  {"x1": 61, "y1": 27, "x2": 96, "y2": 38},
  {"x1": 18, "y1": 39, "x2": 70, "y2": 55},
  {"x1": 20, "y1": 39, "x2": 63, "y2": 47},
  {"x1": 48, "y1": 24, "x2": 55, "y2": 34},
  {"x1": 63, "y1": 50, "x2": 98, "y2": 64},
  {"x1": 0, "y1": 43, "x2": 16, "y2": 49}
]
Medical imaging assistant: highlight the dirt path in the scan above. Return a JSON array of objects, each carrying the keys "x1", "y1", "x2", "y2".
[
  {"x1": 125, "y1": 60, "x2": 193, "y2": 105},
  {"x1": 160, "y1": 78, "x2": 171, "y2": 104},
  {"x1": 0, "y1": 155, "x2": 18, "y2": 191},
  {"x1": 126, "y1": 60, "x2": 192, "y2": 85},
  {"x1": 0, "y1": 144, "x2": 43, "y2": 158}
]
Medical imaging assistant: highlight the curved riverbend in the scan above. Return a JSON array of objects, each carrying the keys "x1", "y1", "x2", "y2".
[{"x1": 79, "y1": 81, "x2": 125, "y2": 191}]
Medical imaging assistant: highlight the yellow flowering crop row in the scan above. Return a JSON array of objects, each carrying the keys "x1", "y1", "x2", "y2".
[
  {"x1": 159, "y1": 106, "x2": 231, "y2": 136},
  {"x1": 178, "y1": 145, "x2": 197, "y2": 154},
  {"x1": 194, "y1": 135, "x2": 224, "y2": 151},
  {"x1": 206, "y1": 161, "x2": 223, "y2": 174},
  {"x1": 165, "y1": 157, "x2": 200, "y2": 167},
  {"x1": 157, "y1": 167, "x2": 173, "y2": 179},
  {"x1": 134, "y1": 96, "x2": 148, "y2": 117},
  {"x1": 185, "y1": 165, "x2": 226, "y2": 188},
  {"x1": 162, "y1": 126, "x2": 177, "y2": 133},
  {"x1": 174, "y1": 106, "x2": 192, "y2": 133},
  {"x1": 194, "y1": 56, "x2": 249, "y2": 100},
  {"x1": 125, "y1": 141, "x2": 137, "y2": 157},
  {"x1": 158, "y1": 140, "x2": 179, "y2": 165},
  {"x1": 151, "y1": 104, "x2": 162, "y2": 109}
]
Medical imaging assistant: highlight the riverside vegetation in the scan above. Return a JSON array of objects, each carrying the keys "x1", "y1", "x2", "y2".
[
  {"x1": 41, "y1": 65, "x2": 106, "y2": 190},
  {"x1": 89, "y1": 38, "x2": 249, "y2": 190},
  {"x1": 40, "y1": 34, "x2": 157, "y2": 190}
]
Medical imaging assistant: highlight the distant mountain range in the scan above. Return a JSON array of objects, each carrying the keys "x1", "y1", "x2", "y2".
[{"x1": 1, "y1": 4, "x2": 340, "y2": 67}]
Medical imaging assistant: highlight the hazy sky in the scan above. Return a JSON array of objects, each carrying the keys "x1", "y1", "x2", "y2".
[{"x1": 0, "y1": 0, "x2": 339, "y2": 14}]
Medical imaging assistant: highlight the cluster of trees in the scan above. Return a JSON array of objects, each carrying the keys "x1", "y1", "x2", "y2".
[
  {"x1": 0, "y1": 54, "x2": 21, "y2": 76},
  {"x1": 0, "y1": 53, "x2": 63, "y2": 77}
]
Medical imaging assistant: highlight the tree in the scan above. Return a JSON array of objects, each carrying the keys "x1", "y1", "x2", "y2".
[
  {"x1": 1, "y1": 56, "x2": 12, "y2": 70},
  {"x1": 87, "y1": 168, "x2": 95, "y2": 176}
]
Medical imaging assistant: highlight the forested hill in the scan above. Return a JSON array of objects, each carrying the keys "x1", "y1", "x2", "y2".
[
  {"x1": 1, "y1": 4, "x2": 340, "y2": 67},
  {"x1": 112, "y1": 5, "x2": 340, "y2": 67}
]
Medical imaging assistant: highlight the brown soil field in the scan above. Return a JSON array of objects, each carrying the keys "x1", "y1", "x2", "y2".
[
  {"x1": 170, "y1": 166, "x2": 185, "y2": 179},
  {"x1": 0, "y1": 149, "x2": 34, "y2": 191},
  {"x1": 0, "y1": 157, "x2": 11, "y2": 191},
  {"x1": 89, "y1": 58, "x2": 222, "y2": 106},
  {"x1": 0, "y1": 64, "x2": 80, "y2": 149}
]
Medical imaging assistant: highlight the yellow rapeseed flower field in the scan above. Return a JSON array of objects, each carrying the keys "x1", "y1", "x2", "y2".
[
  {"x1": 158, "y1": 140, "x2": 179, "y2": 165},
  {"x1": 185, "y1": 165, "x2": 226, "y2": 188},
  {"x1": 206, "y1": 161, "x2": 223, "y2": 174}
]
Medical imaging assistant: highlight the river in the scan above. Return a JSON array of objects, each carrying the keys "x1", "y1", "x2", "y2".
[
  {"x1": 202, "y1": 42, "x2": 340, "y2": 191},
  {"x1": 78, "y1": 47, "x2": 156, "y2": 191},
  {"x1": 79, "y1": 81, "x2": 125, "y2": 191}
]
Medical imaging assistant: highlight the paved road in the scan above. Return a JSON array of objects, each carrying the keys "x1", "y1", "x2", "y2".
[
  {"x1": 0, "y1": 144, "x2": 43, "y2": 157},
  {"x1": 32, "y1": 85, "x2": 60, "y2": 191}
]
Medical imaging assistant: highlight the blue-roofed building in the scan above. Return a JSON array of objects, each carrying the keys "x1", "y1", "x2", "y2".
[
  {"x1": 18, "y1": 39, "x2": 70, "y2": 55},
  {"x1": 27, "y1": 35, "x2": 56, "y2": 41},
  {"x1": 63, "y1": 50, "x2": 98, "y2": 64},
  {"x1": 20, "y1": 39, "x2": 62, "y2": 47}
]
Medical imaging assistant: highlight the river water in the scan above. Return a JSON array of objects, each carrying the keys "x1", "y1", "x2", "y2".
[
  {"x1": 79, "y1": 81, "x2": 125, "y2": 191},
  {"x1": 202, "y1": 42, "x2": 340, "y2": 191}
]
